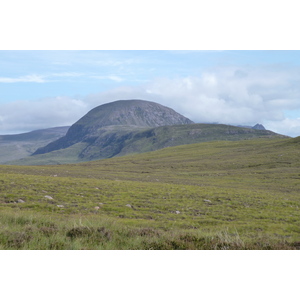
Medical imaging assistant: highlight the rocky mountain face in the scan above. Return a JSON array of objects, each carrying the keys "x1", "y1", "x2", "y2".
[
  {"x1": 75, "y1": 99, "x2": 194, "y2": 128},
  {"x1": 252, "y1": 124, "x2": 266, "y2": 130},
  {"x1": 33, "y1": 99, "x2": 194, "y2": 155}
]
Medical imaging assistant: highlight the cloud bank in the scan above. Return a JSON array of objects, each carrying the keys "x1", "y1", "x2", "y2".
[
  {"x1": 0, "y1": 97, "x2": 89, "y2": 134},
  {"x1": 86, "y1": 65, "x2": 300, "y2": 137},
  {"x1": 1, "y1": 65, "x2": 300, "y2": 137}
]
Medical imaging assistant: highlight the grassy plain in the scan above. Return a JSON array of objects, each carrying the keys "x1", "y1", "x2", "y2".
[{"x1": 1, "y1": 136, "x2": 300, "y2": 249}]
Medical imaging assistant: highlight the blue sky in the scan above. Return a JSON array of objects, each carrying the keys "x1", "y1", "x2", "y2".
[
  {"x1": 1, "y1": 50, "x2": 300, "y2": 136},
  {"x1": 2, "y1": 50, "x2": 300, "y2": 103}
]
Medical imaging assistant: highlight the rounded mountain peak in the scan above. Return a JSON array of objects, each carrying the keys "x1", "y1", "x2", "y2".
[
  {"x1": 32, "y1": 99, "x2": 194, "y2": 156},
  {"x1": 75, "y1": 99, "x2": 194, "y2": 128}
]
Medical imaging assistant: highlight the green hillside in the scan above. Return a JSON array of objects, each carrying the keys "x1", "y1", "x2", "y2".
[
  {"x1": 1, "y1": 136, "x2": 300, "y2": 249},
  {"x1": 7, "y1": 123, "x2": 286, "y2": 165}
]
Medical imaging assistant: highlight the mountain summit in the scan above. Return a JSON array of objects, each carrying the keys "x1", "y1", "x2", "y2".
[
  {"x1": 74, "y1": 99, "x2": 193, "y2": 128},
  {"x1": 252, "y1": 124, "x2": 266, "y2": 130},
  {"x1": 33, "y1": 99, "x2": 194, "y2": 155}
]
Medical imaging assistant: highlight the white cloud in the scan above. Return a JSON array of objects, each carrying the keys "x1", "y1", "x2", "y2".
[
  {"x1": 50, "y1": 72, "x2": 83, "y2": 77},
  {"x1": 91, "y1": 75, "x2": 124, "y2": 82},
  {"x1": 265, "y1": 118, "x2": 300, "y2": 137},
  {"x1": 94, "y1": 58, "x2": 139, "y2": 67},
  {"x1": 85, "y1": 65, "x2": 300, "y2": 136},
  {"x1": 1, "y1": 65, "x2": 300, "y2": 137},
  {"x1": 0, "y1": 97, "x2": 90, "y2": 134},
  {"x1": 0, "y1": 74, "x2": 46, "y2": 83},
  {"x1": 0, "y1": 72, "x2": 85, "y2": 84}
]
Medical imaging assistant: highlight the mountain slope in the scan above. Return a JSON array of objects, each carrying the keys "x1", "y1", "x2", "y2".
[
  {"x1": 33, "y1": 99, "x2": 194, "y2": 155},
  {"x1": 111, "y1": 123, "x2": 284, "y2": 158},
  {"x1": 0, "y1": 126, "x2": 69, "y2": 163},
  {"x1": 8, "y1": 123, "x2": 286, "y2": 165}
]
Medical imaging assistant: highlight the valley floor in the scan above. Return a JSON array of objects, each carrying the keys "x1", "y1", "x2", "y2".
[{"x1": 1, "y1": 137, "x2": 300, "y2": 249}]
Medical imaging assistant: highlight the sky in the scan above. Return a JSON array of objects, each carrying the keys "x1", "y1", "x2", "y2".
[{"x1": 1, "y1": 50, "x2": 300, "y2": 137}]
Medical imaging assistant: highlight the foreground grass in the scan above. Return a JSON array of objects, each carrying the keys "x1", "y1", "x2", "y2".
[
  {"x1": 1, "y1": 137, "x2": 300, "y2": 249},
  {"x1": 0, "y1": 210, "x2": 298, "y2": 250}
]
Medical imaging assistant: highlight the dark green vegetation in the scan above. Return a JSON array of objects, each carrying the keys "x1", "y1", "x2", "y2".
[
  {"x1": 0, "y1": 126, "x2": 69, "y2": 163},
  {"x1": 7, "y1": 123, "x2": 284, "y2": 165},
  {"x1": 1, "y1": 136, "x2": 300, "y2": 249}
]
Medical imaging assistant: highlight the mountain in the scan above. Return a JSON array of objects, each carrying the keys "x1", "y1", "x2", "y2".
[
  {"x1": 236, "y1": 123, "x2": 266, "y2": 130},
  {"x1": 32, "y1": 99, "x2": 194, "y2": 155},
  {"x1": 4, "y1": 99, "x2": 287, "y2": 166},
  {"x1": 252, "y1": 124, "x2": 266, "y2": 130},
  {"x1": 0, "y1": 126, "x2": 69, "y2": 163}
]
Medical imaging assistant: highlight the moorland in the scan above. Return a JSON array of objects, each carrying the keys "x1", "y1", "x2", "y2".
[{"x1": 1, "y1": 136, "x2": 300, "y2": 249}]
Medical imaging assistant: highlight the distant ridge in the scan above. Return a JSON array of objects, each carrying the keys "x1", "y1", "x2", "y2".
[
  {"x1": 236, "y1": 123, "x2": 266, "y2": 130},
  {"x1": 0, "y1": 126, "x2": 69, "y2": 142},
  {"x1": 0, "y1": 126, "x2": 69, "y2": 163}
]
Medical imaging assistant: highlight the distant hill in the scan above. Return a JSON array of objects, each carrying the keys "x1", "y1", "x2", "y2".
[
  {"x1": 236, "y1": 123, "x2": 266, "y2": 130},
  {"x1": 32, "y1": 99, "x2": 194, "y2": 155},
  {"x1": 0, "y1": 127, "x2": 69, "y2": 163},
  {"x1": 4, "y1": 99, "x2": 287, "y2": 166}
]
